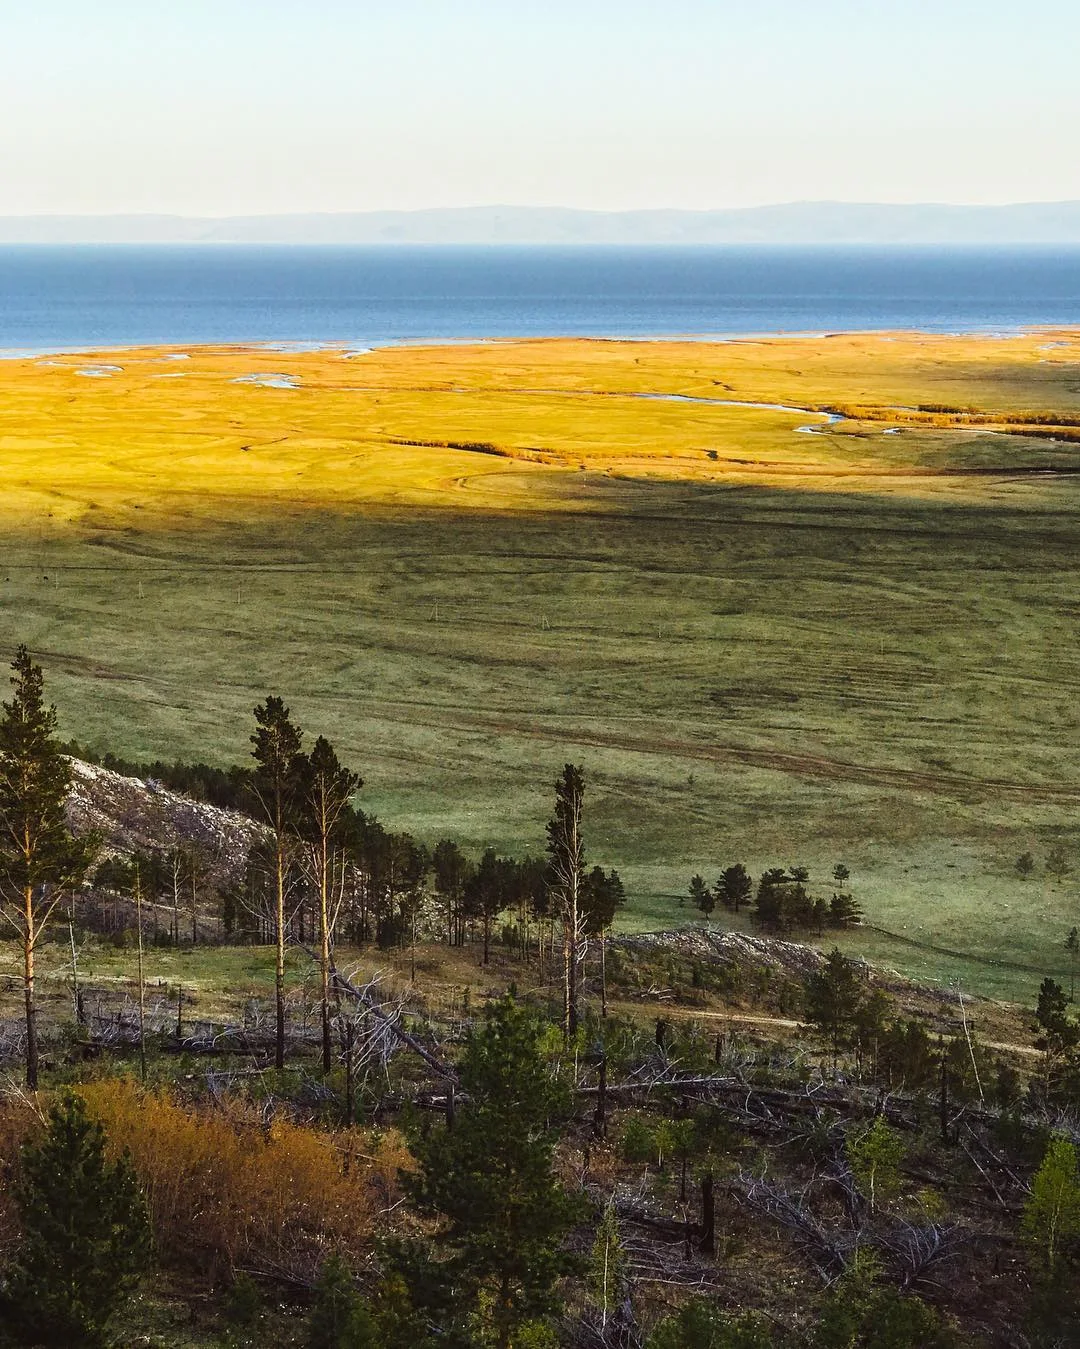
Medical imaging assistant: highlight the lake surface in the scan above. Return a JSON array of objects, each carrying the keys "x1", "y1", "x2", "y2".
[{"x1": 1, "y1": 245, "x2": 1079, "y2": 350}]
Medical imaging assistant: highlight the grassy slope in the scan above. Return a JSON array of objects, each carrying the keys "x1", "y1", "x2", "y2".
[{"x1": 1, "y1": 332, "x2": 1080, "y2": 1001}]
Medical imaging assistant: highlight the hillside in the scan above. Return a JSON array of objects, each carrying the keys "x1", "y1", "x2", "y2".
[
  {"x1": 1, "y1": 333, "x2": 1079, "y2": 998},
  {"x1": 0, "y1": 731, "x2": 1067, "y2": 1347},
  {"x1": 5, "y1": 201, "x2": 1080, "y2": 244}
]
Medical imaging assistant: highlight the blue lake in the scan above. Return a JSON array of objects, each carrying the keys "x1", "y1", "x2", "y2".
[{"x1": 0, "y1": 244, "x2": 1079, "y2": 350}]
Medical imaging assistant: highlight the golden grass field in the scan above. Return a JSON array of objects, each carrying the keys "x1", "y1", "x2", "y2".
[
  {"x1": 3, "y1": 328, "x2": 1080, "y2": 526},
  {"x1": 2, "y1": 330, "x2": 1080, "y2": 1000}
]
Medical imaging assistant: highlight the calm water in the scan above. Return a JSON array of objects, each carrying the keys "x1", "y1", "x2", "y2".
[{"x1": 1, "y1": 245, "x2": 1079, "y2": 350}]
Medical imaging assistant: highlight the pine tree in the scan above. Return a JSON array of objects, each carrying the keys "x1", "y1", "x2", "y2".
[
  {"x1": 405, "y1": 997, "x2": 582, "y2": 1349},
  {"x1": 546, "y1": 764, "x2": 586, "y2": 1041},
  {"x1": 371, "y1": 1273, "x2": 432, "y2": 1349},
  {"x1": 463, "y1": 848, "x2": 509, "y2": 966},
  {"x1": 716, "y1": 863, "x2": 752, "y2": 914},
  {"x1": 298, "y1": 736, "x2": 362, "y2": 1071},
  {"x1": 308, "y1": 1252, "x2": 380, "y2": 1349},
  {"x1": 752, "y1": 868, "x2": 789, "y2": 930},
  {"x1": 3, "y1": 1094, "x2": 148, "y2": 1347},
  {"x1": 249, "y1": 695, "x2": 304, "y2": 1069},
  {"x1": 828, "y1": 889, "x2": 863, "y2": 929},
  {"x1": 433, "y1": 838, "x2": 472, "y2": 946},
  {"x1": 846, "y1": 1117, "x2": 905, "y2": 1211},
  {"x1": 810, "y1": 1251, "x2": 960, "y2": 1348},
  {"x1": 1034, "y1": 976, "x2": 1079, "y2": 1059},
  {"x1": 805, "y1": 948, "x2": 864, "y2": 1069},
  {"x1": 0, "y1": 647, "x2": 95, "y2": 1089},
  {"x1": 646, "y1": 1299, "x2": 773, "y2": 1349},
  {"x1": 1022, "y1": 1135, "x2": 1080, "y2": 1339},
  {"x1": 688, "y1": 873, "x2": 713, "y2": 919}
]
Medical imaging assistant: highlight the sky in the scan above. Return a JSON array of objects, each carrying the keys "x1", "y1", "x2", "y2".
[{"x1": 2, "y1": 0, "x2": 1078, "y2": 217}]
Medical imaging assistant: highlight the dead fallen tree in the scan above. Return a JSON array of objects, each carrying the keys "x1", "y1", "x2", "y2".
[{"x1": 328, "y1": 962, "x2": 458, "y2": 1082}]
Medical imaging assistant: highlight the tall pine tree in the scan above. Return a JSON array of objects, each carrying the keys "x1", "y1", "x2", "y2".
[
  {"x1": 249, "y1": 695, "x2": 304, "y2": 1070},
  {"x1": 298, "y1": 735, "x2": 362, "y2": 1072},
  {"x1": 547, "y1": 763, "x2": 586, "y2": 1041},
  {"x1": 0, "y1": 648, "x2": 94, "y2": 1089}
]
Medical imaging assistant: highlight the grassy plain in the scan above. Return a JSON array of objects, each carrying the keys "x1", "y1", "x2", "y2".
[{"x1": 2, "y1": 331, "x2": 1080, "y2": 1001}]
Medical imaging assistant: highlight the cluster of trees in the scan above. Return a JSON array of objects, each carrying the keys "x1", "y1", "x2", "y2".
[
  {"x1": 92, "y1": 845, "x2": 213, "y2": 946},
  {"x1": 242, "y1": 701, "x2": 624, "y2": 1061},
  {"x1": 803, "y1": 947, "x2": 1008, "y2": 1110},
  {"x1": 1015, "y1": 846, "x2": 1071, "y2": 882},
  {"x1": 688, "y1": 863, "x2": 862, "y2": 933},
  {"x1": 0, "y1": 649, "x2": 627, "y2": 1088}
]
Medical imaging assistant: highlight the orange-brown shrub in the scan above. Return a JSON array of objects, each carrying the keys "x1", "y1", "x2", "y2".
[{"x1": 75, "y1": 1079, "x2": 411, "y2": 1282}]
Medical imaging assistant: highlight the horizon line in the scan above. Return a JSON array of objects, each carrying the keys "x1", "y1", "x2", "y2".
[{"x1": 3, "y1": 199, "x2": 1080, "y2": 220}]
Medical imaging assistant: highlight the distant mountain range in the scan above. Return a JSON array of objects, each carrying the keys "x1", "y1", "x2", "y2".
[{"x1": 4, "y1": 202, "x2": 1080, "y2": 245}]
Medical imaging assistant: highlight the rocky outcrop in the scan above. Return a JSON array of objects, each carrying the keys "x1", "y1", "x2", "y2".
[
  {"x1": 66, "y1": 758, "x2": 263, "y2": 874},
  {"x1": 616, "y1": 926, "x2": 828, "y2": 981}
]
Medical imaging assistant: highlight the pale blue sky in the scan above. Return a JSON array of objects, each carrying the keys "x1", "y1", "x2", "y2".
[{"x1": 1, "y1": 0, "x2": 1077, "y2": 215}]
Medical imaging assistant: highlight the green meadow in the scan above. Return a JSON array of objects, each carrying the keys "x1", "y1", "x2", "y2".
[
  {"x1": 3, "y1": 479, "x2": 1079, "y2": 1003},
  {"x1": 2, "y1": 333, "x2": 1080, "y2": 1003}
]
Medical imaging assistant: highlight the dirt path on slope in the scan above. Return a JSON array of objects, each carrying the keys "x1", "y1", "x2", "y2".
[{"x1": 430, "y1": 709, "x2": 1080, "y2": 805}]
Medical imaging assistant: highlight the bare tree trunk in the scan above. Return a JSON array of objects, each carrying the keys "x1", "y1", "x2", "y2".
[
  {"x1": 562, "y1": 918, "x2": 572, "y2": 1040},
  {"x1": 69, "y1": 900, "x2": 82, "y2": 1025},
  {"x1": 601, "y1": 927, "x2": 608, "y2": 1018},
  {"x1": 564, "y1": 872, "x2": 581, "y2": 1041},
  {"x1": 319, "y1": 833, "x2": 332, "y2": 1074},
  {"x1": 275, "y1": 846, "x2": 286, "y2": 1070},
  {"x1": 344, "y1": 1021, "x2": 354, "y2": 1126},
  {"x1": 939, "y1": 1038, "x2": 950, "y2": 1144},
  {"x1": 171, "y1": 854, "x2": 181, "y2": 946},
  {"x1": 496, "y1": 1272, "x2": 512, "y2": 1349},
  {"x1": 24, "y1": 882, "x2": 37, "y2": 1091},
  {"x1": 136, "y1": 869, "x2": 147, "y2": 1083}
]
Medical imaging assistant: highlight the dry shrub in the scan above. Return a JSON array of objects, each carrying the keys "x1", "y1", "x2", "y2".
[{"x1": 76, "y1": 1079, "x2": 411, "y2": 1282}]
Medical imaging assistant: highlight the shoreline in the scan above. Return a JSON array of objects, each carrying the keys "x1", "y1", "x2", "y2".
[{"x1": 3, "y1": 322, "x2": 1080, "y2": 362}]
